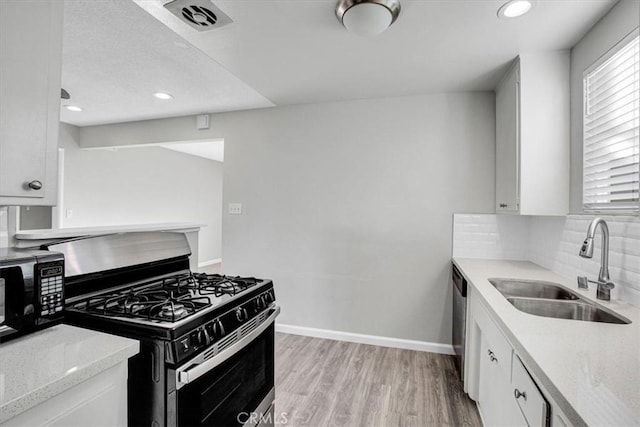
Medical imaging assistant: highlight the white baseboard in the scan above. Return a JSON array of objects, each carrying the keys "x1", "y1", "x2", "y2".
[
  {"x1": 198, "y1": 258, "x2": 222, "y2": 268},
  {"x1": 275, "y1": 323, "x2": 455, "y2": 355}
]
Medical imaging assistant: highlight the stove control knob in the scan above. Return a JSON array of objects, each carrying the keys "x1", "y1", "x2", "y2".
[
  {"x1": 180, "y1": 338, "x2": 190, "y2": 353},
  {"x1": 205, "y1": 323, "x2": 215, "y2": 339},
  {"x1": 264, "y1": 292, "x2": 274, "y2": 304},
  {"x1": 236, "y1": 307, "x2": 247, "y2": 322},
  {"x1": 212, "y1": 319, "x2": 225, "y2": 338},
  {"x1": 197, "y1": 328, "x2": 211, "y2": 347}
]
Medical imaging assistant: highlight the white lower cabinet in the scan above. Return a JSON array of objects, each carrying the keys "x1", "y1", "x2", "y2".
[
  {"x1": 2, "y1": 362, "x2": 128, "y2": 427},
  {"x1": 512, "y1": 355, "x2": 550, "y2": 427},
  {"x1": 468, "y1": 288, "x2": 568, "y2": 427},
  {"x1": 478, "y1": 334, "x2": 524, "y2": 426}
]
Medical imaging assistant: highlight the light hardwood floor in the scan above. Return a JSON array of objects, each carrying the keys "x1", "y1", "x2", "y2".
[{"x1": 275, "y1": 333, "x2": 482, "y2": 427}]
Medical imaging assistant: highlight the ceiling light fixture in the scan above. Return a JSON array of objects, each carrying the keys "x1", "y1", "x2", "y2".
[
  {"x1": 153, "y1": 92, "x2": 174, "y2": 100},
  {"x1": 335, "y1": 0, "x2": 401, "y2": 37},
  {"x1": 65, "y1": 105, "x2": 83, "y2": 112},
  {"x1": 497, "y1": 0, "x2": 534, "y2": 19}
]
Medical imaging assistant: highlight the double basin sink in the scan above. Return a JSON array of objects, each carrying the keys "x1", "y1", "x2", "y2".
[{"x1": 489, "y1": 278, "x2": 631, "y2": 324}]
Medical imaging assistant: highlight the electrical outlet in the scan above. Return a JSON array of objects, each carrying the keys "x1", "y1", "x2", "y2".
[
  {"x1": 65, "y1": 209, "x2": 73, "y2": 219},
  {"x1": 228, "y1": 203, "x2": 242, "y2": 215}
]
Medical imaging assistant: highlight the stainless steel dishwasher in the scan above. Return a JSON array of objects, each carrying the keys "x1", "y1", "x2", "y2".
[{"x1": 452, "y1": 264, "x2": 467, "y2": 380}]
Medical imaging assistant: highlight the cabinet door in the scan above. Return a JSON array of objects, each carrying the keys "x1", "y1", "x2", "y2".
[
  {"x1": 478, "y1": 335, "x2": 525, "y2": 426},
  {"x1": 0, "y1": 0, "x2": 62, "y2": 203},
  {"x1": 495, "y1": 62, "x2": 520, "y2": 213},
  {"x1": 512, "y1": 355, "x2": 550, "y2": 426},
  {"x1": 2, "y1": 362, "x2": 128, "y2": 427}
]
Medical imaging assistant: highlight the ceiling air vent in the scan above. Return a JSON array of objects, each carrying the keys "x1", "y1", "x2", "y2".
[{"x1": 163, "y1": 0, "x2": 233, "y2": 32}]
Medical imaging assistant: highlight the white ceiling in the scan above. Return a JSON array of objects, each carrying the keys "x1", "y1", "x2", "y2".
[
  {"x1": 61, "y1": 0, "x2": 615, "y2": 127},
  {"x1": 60, "y1": 0, "x2": 273, "y2": 126}
]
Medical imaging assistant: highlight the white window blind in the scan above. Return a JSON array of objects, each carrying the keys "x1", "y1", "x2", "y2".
[{"x1": 583, "y1": 33, "x2": 639, "y2": 213}]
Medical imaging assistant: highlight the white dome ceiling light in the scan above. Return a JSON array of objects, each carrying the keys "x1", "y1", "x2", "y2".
[
  {"x1": 335, "y1": 0, "x2": 401, "y2": 37},
  {"x1": 497, "y1": 0, "x2": 535, "y2": 19}
]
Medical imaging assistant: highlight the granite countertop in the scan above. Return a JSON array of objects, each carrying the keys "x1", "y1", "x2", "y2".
[
  {"x1": 453, "y1": 258, "x2": 640, "y2": 427},
  {"x1": 14, "y1": 222, "x2": 203, "y2": 240},
  {"x1": 0, "y1": 325, "x2": 139, "y2": 423}
]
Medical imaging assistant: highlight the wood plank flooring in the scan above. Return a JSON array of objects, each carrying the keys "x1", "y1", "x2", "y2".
[{"x1": 275, "y1": 333, "x2": 482, "y2": 427}]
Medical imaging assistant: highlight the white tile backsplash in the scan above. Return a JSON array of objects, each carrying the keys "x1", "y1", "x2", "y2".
[
  {"x1": 453, "y1": 214, "x2": 529, "y2": 260},
  {"x1": 453, "y1": 213, "x2": 640, "y2": 307}
]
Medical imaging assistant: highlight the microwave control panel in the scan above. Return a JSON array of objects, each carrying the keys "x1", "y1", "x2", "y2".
[{"x1": 36, "y1": 261, "x2": 65, "y2": 319}]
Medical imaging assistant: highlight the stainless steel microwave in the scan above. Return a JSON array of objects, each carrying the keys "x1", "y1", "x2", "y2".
[{"x1": 0, "y1": 248, "x2": 65, "y2": 342}]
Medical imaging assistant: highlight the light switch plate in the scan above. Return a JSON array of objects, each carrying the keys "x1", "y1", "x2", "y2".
[
  {"x1": 196, "y1": 114, "x2": 210, "y2": 130},
  {"x1": 228, "y1": 203, "x2": 242, "y2": 215}
]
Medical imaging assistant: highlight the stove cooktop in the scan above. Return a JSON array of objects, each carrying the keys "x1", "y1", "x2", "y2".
[
  {"x1": 67, "y1": 273, "x2": 266, "y2": 328},
  {"x1": 65, "y1": 270, "x2": 275, "y2": 364}
]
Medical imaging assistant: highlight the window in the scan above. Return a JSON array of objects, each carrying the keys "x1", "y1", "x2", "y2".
[{"x1": 583, "y1": 32, "x2": 639, "y2": 213}]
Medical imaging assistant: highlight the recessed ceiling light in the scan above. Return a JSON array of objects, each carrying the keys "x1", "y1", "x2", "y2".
[
  {"x1": 153, "y1": 92, "x2": 173, "y2": 100},
  {"x1": 65, "y1": 105, "x2": 83, "y2": 112},
  {"x1": 498, "y1": 0, "x2": 534, "y2": 19}
]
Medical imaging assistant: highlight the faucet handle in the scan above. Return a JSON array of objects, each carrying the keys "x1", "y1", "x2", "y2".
[
  {"x1": 577, "y1": 276, "x2": 589, "y2": 289},
  {"x1": 601, "y1": 281, "x2": 615, "y2": 290}
]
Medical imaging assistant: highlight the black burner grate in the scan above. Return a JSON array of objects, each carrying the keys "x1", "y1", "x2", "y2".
[
  {"x1": 193, "y1": 273, "x2": 259, "y2": 296},
  {"x1": 70, "y1": 273, "x2": 262, "y2": 323},
  {"x1": 73, "y1": 273, "x2": 210, "y2": 322}
]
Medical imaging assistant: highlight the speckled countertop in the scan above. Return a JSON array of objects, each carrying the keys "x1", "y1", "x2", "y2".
[
  {"x1": 0, "y1": 325, "x2": 139, "y2": 423},
  {"x1": 14, "y1": 222, "x2": 202, "y2": 240},
  {"x1": 453, "y1": 258, "x2": 640, "y2": 427}
]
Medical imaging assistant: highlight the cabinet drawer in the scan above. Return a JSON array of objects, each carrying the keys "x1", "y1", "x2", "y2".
[
  {"x1": 474, "y1": 299, "x2": 513, "y2": 379},
  {"x1": 512, "y1": 355, "x2": 550, "y2": 426}
]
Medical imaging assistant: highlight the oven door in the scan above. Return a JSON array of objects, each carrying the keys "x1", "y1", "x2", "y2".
[{"x1": 172, "y1": 306, "x2": 279, "y2": 427}]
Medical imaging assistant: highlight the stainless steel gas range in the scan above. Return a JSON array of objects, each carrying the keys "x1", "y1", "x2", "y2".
[{"x1": 45, "y1": 232, "x2": 280, "y2": 427}]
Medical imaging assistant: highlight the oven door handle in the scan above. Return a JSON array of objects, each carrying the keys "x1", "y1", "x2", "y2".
[{"x1": 176, "y1": 305, "x2": 280, "y2": 389}]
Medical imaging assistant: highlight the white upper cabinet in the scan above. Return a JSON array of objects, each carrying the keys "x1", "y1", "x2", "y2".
[
  {"x1": 495, "y1": 62, "x2": 520, "y2": 213},
  {"x1": 495, "y1": 53, "x2": 570, "y2": 215},
  {"x1": 0, "y1": 0, "x2": 63, "y2": 206}
]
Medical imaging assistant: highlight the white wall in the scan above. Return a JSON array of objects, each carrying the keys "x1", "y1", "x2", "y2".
[
  {"x1": 569, "y1": 0, "x2": 640, "y2": 213},
  {"x1": 218, "y1": 93, "x2": 495, "y2": 345},
  {"x1": 59, "y1": 123, "x2": 223, "y2": 263}
]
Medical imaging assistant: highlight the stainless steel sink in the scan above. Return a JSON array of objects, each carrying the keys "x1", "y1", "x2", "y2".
[
  {"x1": 506, "y1": 297, "x2": 631, "y2": 324},
  {"x1": 488, "y1": 278, "x2": 579, "y2": 300},
  {"x1": 488, "y1": 277, "x2": 631, "y2": 324}
]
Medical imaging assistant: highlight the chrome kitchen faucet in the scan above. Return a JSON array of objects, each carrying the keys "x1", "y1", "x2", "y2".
[{"x1": 577, "y1": 218, "x2": 615, "y2": 301}]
